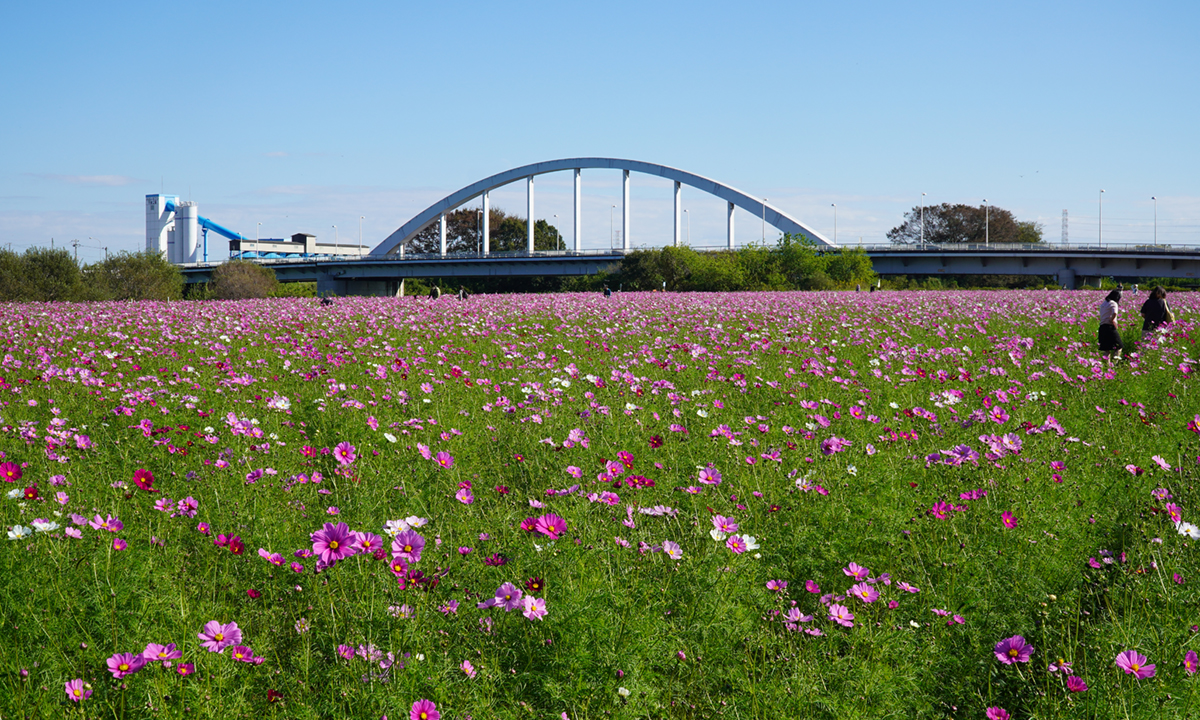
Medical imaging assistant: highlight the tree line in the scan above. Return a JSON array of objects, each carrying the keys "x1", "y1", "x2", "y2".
[{"x1": 888, "y1": 203, "x2": 1043, "y2": 245}]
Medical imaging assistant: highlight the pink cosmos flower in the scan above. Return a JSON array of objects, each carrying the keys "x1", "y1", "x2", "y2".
[
  {"x1": 697, "y1": 467, "x2": 722, "y2": 485},
  {"x1": 106, "y1": 652, "x2": 146, "y2": 678},
  {"x1": 112, "y1": 538, "x2": 127, "y2": 551},
  {"x1": 663, "y1": 540, "x2": 683, "y2": 560},
  {"x1": 828, "y1": 604, "x2": 854, "y2": 627},
  {"x1": 806, "y1": 580, "x2": 821, "y2": 594},
  {"x1": 726, "y1": 535, "x2": 747, "y2": 554},
  {"x1": 522, "y1": 596, "x2": 548, "y2": 621},
  {"x1": 90, "y1": 514, "x2": 123, "y2": 532},
  {"x1": 455, "y1": 488, "x2": 474, "y2": 505},
  {"x1": 229, "y1": 645, "x2": 257, "y2": 663},
  {"x1": 1001, "y1": 511, "x2": 1018, "y2": 528},
  {"x1": 0, "y1": 462, "x2": 21, "y2": 482},
  {"x1": 258, "y1": 548, "x2": 285, "y2": 566},
  {"x1": 534, "y1": 513, "x2": 567, "y2": 539},
  {"x1": 712, "y1": 515, "x2": 739, "y2": 533},
  {"x1": 198, "y1": 620, "x2": 242, "y2": 653},
  {"x1": 391, "y1": 530, "x2": 425, "y2": 563},
  {"x1": 64, "y1": 678, "x2": 92, "y2": 702},
  {"x1": 435, "y1": 451, "x2": 454, "y2": 469},
  {"x1": 843, "y1": 562, "x2": 870, "y2": 581},
  {"x1": 994, "y1": 635, "x2": 1034, "y2": 664},
  {"x1": 766, "y1": 580, "x2": 787, "y2": 592},
  {"x1": 333, "y1": 441, "x2": 357, "y2": 466},
  {"x1": 1185, "y1": 650, "x2": 1199, "y2": 675},
  {"x1": 461, "y1": 660, "x2": 477, "y2": 678},
  {"x1": 1115, "y1": 650, "x2": 1155, "y2": 678},
  {"x1": 410, "y1": 699, "x2": 440, "y2": 720},
  {"x1": 143, "y1": 643, "x2": 182, "y2": 664},
  {"x1": 1066, "y1": 675, "x2": 1088, "y2": 692},
  {"x1": 848, "y1": 582, "x2": 879, "y2": 604},
  {"x1": 985, "y1": 708, "x2": 1010, "y2": 720},
  {"x1": 566, "y1": 466, "x2": 582, "y2": 478},
  {"x1": 311, "y1": 521, "x2": 354, "y2": 565}
]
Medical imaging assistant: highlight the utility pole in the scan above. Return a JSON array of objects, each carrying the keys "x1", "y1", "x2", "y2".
[{"x1": 72, "y1": 238, "x2": 79, "y2": 262}]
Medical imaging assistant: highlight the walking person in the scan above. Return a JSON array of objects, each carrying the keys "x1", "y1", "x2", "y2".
[{"x1": 1098, "y1": 290, "x2": 1123, "y2": 364}]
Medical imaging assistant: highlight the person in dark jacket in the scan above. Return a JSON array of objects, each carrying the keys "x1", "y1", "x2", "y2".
[{"x1": 1140, "y1": 286, "x2": 1168, "y2": 338}]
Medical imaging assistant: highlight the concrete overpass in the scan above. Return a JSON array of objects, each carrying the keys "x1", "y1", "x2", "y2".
[{"x1": 176, "y1": 242, "x2": 1200, "y2": 294}]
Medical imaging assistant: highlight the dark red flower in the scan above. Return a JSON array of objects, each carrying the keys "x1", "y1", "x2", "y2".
[
  {"x1": 267, "y1": 689, "x2": 283, "y2": 703},
  {"x1": 246, "y1": 588, "x2": 261, "y2": 599},
  {"x1": 23, "y1": 485, "x2": 37, "y2": 500},
  {"x1": 132, "y1": 469, "x2": 158, "y2": 493},
  {"x1": 524, "y1": 577, "x2": 545, "y2": 593},
  {"x1": 228, "y1": 536, "x2": 245, "y2": 555},
  {"x1": 648, "y1": 435, "x2": 664, "y2": 449},
  {"x1": 494, "y1": 485, "x2": 510, "y2": 495}
]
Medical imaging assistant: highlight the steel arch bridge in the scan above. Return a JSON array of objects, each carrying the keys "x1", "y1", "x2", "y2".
[{"x1": 371, "y1": 157, "x2": 833, "y2": 257}]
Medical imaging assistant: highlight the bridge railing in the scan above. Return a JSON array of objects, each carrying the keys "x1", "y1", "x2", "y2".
[{"x1": 858, "y1": 242, "x2": 1198, "y2": 254}]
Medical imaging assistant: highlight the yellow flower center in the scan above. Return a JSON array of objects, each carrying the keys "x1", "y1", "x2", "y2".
[
  {"x1": 1008, "y1": 649, "x2": 1019, "y2": 658},
  {"x1": 329, "y1": 540, "x2": 339, "y2": 549},
  {"x1": 73, "y1": 689, "x2": 82, "y2": 697},
  {"x1": 1132, "y1": 663, "x2": 1140, "y2": 671},
  {"x1": 215, "y1": 633, "x2": 224, "y2": 642},
  {"x1": 404, "y1": 545, "x2": 413, "y2": 552},
  {"x1": 119, "y1": 663, "x2": 129, "y2": 671}
]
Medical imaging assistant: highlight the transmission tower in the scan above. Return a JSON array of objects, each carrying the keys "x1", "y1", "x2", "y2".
[{"x1": 1061, "y1": 210, "x2": 1068, "y2": 245}]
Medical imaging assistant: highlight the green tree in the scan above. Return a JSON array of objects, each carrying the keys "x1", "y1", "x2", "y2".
[
  {"x1": 0, "y1": 249, "x2": 26, "y2": 301},
  {"x1": 407, "y1": 208, "x2": 565, "y2": 254},
  {"x1": 887, "y1": 203, "x2": 1022, "y2": 245},
  {"x1": 21, "y1": 247, "x2": 83, "y2": 301},
  {"x1": 825, "y1": 248, "x2": 876, "y2": 287},
  {"x1": 211, "y1": 260, "x2": 278, "y2": 299},
  {"x1": 84, "y1": 250, "x2": 184, "y2": 300},
  {"x1": 1016, "y1": 220, "x2": 1044, "y2": 244},
  {"x1": 735, "y1": 243, "x2": 788, "y2": 290}
]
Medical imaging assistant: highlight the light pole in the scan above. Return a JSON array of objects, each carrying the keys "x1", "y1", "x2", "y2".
[
  {"x1": 762, "y1": 197, "x2": 767, "y2": 243},
  {"x1": 476, "y1": 209, "x2": 481, "y2": 254},
  {"x1": 684, "y1": 209, "x2": 690, "y2": 245},
  {"x1": 359, "y1": 216, "x2": 364, "y2": 258},
  {"x1": 983, "y1": 200, "x2": 989, "y2": 247},
  {"x1": 920, "y1": 193, "x2": 927, "y2": 248},
  {"x1": 610, "y1": 205, "x2": 616, "y2": 249},
  {"x1": 831, "y1": 203, "x2": 837, "y2": 244},
  {"x1": 333, "y1": 225, "x2": 338, "y2": 256},
  {"x1": 256, "y1": 222, "x2": 261, "y2": 260},
  {"x1": 553, "y1": 214, "x2": 559, "y2": 250},
  {"x1": 1098, "y1": 190, "x2": 1105, "y2": 246},
  {"x1": 1152, "y1": 196, "x2": 1157, "y2": 246}
]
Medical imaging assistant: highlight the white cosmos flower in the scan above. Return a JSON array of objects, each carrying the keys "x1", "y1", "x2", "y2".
[
  {"x1": 696, "y1": 409, "x2": 709, "y2": 418},
  {"x1": 742, "y1": 536, "x2": 760, "y2": 551},
  {"x1": 32, "y1": 520, "x2": 59, "y2": 532},
  {"x1": 1177, "y1": 521, "x2": 1200, "y2": 540},
  {"x1": 383, "y1": 519, "x2": 410, "y2": 536},
  {"x1": 847, "y1": 465, "x2": 858, "y2": 476},
  {"x1": 406, "y1": 515, "x2": 429, "y2": 528},
  {"x1": 618, "y1": 687, "x2": 631, "y2": 698},
  {"x1": 709, "y1": 528, "x2": 727, "y2": 542},
  {"x1": 7, "y1": 525, "x2": 32, "y2": 540},
  {"x1": 6, "y1": 488, "x2": 21, "y2": 499},
  {"x1": 383, "y1": 433, "x2": 397, "y2": 443}
]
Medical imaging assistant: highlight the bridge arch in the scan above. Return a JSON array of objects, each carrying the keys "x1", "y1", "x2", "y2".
[{"x1": 371, "y1": 157, "x2": 833, "y2": 256}]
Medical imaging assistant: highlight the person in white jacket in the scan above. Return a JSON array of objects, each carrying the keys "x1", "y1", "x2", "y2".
[{"x1": 1098, "y1": 290, "x2": 1123, "y2": 363}]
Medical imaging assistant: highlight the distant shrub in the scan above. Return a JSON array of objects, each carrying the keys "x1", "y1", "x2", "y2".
[
  {"x1": 84, "y1": 251, "x2": 184, "y2": 300},
  {"x1": 211, "y1": 261, "x2": 278, "y2": 300}
]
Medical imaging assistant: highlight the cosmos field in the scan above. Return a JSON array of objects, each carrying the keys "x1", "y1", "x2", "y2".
[{"x1": 1, "y1": 289, "x2": 1198, "y2": 720}]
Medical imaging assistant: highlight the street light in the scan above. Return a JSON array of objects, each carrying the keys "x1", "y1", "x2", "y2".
[
  {"x1": 684, "y1": 209, "x2": 690, "y2": 245},
  {"x1": 920, "y1": 193, "x2": 927, "y2": 249},
  {"x1": 831, "y1": 203, "x2": 837, "y2": 244},
  {"x1": 983, "y1": 200, "x2": 988, "y2": 247},
  {"x1": 553, "y1": 214, "x2": 559, "y2": 250},
  {"x1": 256, "y1": 222, "x2": 261, "y2": 260},
  {"x1": 1098, "y1": 190, "x2": 1105, "y2": 246},
  {"x1": 476, "y1": 209, "x2": 482, "y2": 254},
  {"x1": 610, "y1": 205, "x2": 616, "y2": 249},
  {"x1": 762, "y1": 197, "x2": 767, "y2": 243},
  {"x1": 359, "y1": 216, "x2": 364, "y2": 258},
  {"x1": 332, "y1": 225, "x2": 338, "y2": 256},
  {"x1": 1152, "y1": 196, "x2": 1157, "y2": 246}
]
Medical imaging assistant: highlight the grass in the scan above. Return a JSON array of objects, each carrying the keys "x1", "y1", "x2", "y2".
[{"x1": 0, "y1": 289, "x2": 1197, "y2": 719}]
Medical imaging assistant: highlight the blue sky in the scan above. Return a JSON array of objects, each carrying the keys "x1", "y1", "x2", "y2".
[{"x1": 2, "y1": 0, "x2": 1198, "y2": 261}]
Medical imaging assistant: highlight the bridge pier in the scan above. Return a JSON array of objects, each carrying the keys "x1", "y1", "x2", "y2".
[
  {"x1": 727, "y1": 202, "x2": 735, "y2": 249},
  {"x1": 317, "y1": 272, "x2": 405, "y2": 298},
  {"x1": 1056, "y1": 268, "x2": 1076, "y2": 289},
  {"x1": 573, "y1": 169, "x2": 581, "y2": 252}
]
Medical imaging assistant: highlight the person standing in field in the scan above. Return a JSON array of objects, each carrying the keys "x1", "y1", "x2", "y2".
[
  {"x1": 1098, "y1": 290, "x2": 1123, "y2": 363},
  {"x1": 1139, "y1": 286, "x2": 1169, "y2": 338}
]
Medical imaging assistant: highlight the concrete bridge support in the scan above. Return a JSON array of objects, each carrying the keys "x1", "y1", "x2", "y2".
[{"x1": 317, "y1": 272, "x2": 405, "y2": 297}]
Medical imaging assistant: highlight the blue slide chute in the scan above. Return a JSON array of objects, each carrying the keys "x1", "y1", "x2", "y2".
[{"x1": 163, "y1": 199, "x2": 248, "y2": 241}]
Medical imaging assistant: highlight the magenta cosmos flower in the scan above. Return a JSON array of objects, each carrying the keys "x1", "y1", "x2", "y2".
[
  {"x1": 0, "y1": 462, "x2": 21, "y2": 482},
  {"x1": 311, "y1": 521, "x2": 354, "y2": 565},
  {"x1": 994, "y1": 635, "x2": 1034, "y2": 664},
  {"x1": 410, "y1": 698, "x2": 440, "y2": 720},
  {"x1": 333, "y1": 441, "x2": 356, "y2": 466},
  {"x1": 1001, "y1": 511, "x2": 1018, "y2": 529},
  {"x1": 1186, "y1": 650, "x2": 1199, "y2": 675},
  {"x1": 198, "y1": 620, "x2": 242, "y2": 653},
  {"x1": 1115, "y1": 650, "x2": 1156, "y2": 678},
  {"x1": 828, "y1": 604, "x2": 854, "y2": 627},
  {"x1": 848, "y1": 582, "x2": 879, "y2": 604},
  {"x1": 534, "y1": 513, "x2": 567, "y2": 539},
  {"x1": 132, "y1": 469, "x2": 158, "y2": 492},
  {"x1": 106, "y1": 652, "x2": 146, "y2": 678},
  {"x1": 1066, "y1": 675, "x2": 1088, "y2": 692},
  {"x1": 985, "y1": 708, "x2": 1010, "y2": 720},
  {"x1": 64, "y1": 679, "x2": 92, "y2": 702},
  {"x1": 434, "y1": 451, "x2": 454, "y2": 469},
  {"x1": 143, "y1": 642, "x2": 182, "y2": 664},
  {"x1": 391, "y1": 530, "x2": 425, "y2": 563}
]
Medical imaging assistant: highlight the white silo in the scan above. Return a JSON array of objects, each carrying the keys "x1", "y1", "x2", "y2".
[
  {"x1": 145, "y1": 195, "x2": 178, "y2": 258},
  {"x1": 175, "y1": 201, "x2": 199, "y2": 264}
]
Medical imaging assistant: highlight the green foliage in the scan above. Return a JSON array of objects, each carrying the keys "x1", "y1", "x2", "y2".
[
  {"x1": 888, "y1": 203, "x2": 1029, "y2": 245},
  {"x1": 270, "y1": 282, "x2": 317, "y2": 298},
  {"x1": 0, "y1": 247, "x2": 87, "y2": 301},
  {"x1": 1016, "y1": 220, "x2": 1044, "y2": 244},
  {"x1": 83, "y1": 250, "x2": 184, "y2": 300},
  {"x1": 211, "y1": 260, "x2": 279, "y2": 299}
]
